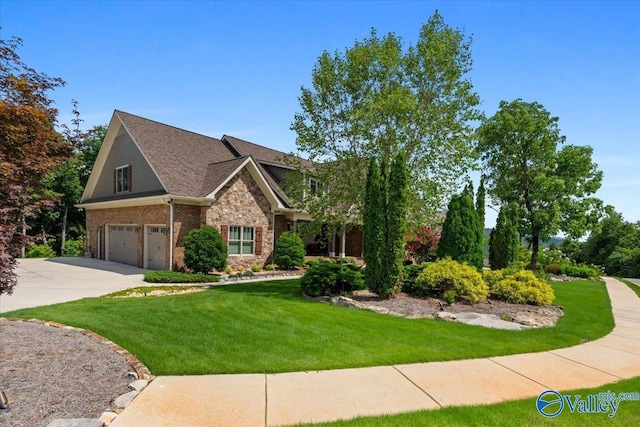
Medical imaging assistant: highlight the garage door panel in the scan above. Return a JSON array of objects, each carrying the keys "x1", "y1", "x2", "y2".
[
  {"x1": 108, "y1": 225, "x2": 138, "y2": 266},
  {"x1": 147, "y1": 227, "x2": 167, "y2": 270}
]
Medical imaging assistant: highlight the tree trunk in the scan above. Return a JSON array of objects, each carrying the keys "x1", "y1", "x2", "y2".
[
  {"x1": 530, "y1": 232, "x2": 540, "y2": 270},
  {"x1": 61, "y1": 205, "x2": 68, "y2": 256}
]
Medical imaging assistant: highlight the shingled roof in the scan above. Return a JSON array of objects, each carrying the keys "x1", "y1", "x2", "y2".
[
  {"x1": 222, "y1": 135, "x2": 314, "y2": 169},
  {"x1": 113, "y1": 111, "x2": 299, "y2": 207}
]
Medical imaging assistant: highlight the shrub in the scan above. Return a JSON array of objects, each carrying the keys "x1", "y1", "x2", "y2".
[
  {"x1": 300, "y1": 260, "x2": 365, "y2": 297},
  {"x1": 483, "y1": 269, "x2": 507, "y2": 290},
  {"x1": 415, "y1": 258, "x2": 488, "y2": 303},
  {"x1": 442, "y1": 289, "x2": 457, "y2": 304},
  {"x1": 183, "y1": 226, "x2": 227, "y2": 274},
  {"x1": 265, "y1": 263, "x2": 276, "y2": 271},
  {"x1": 251, "y1": 264, "x2": 262, "y2": 272},
  {"x1": 62, "y1": 238, "x2": 85, "y2": 257},
  {"x1": 544, "y1": 263, "x2": 563, "y2": 274},
  {"x1": 491, "y1": 270, "x2": 554, "y2": 306},
  {"x1": 25, "y1": 243, "x2": 56, "y2": 258},
  {"x1": 144, "y1": 271, "x2": 220, "y2": 283},
  {"x1": 243, "y1": 270, "x2": 255, "y2": 277},
  {"x1": 274, "y1": 231, "x2": 305, "y2": 269},
  {"x1": 224, "y1": 266, "x2": 233, "y2": 274},
  {"x1": 561, "y1": 264, "x2": 600, "y2": 278},
  {"x1": 401, "y1": 263, "x2": 430, "y2": 294}
]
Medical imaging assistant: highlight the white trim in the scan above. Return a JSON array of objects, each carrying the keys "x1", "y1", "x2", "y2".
[
  {"x1": 76, "y1": 195, "x2": 213, "y2": 210},
  {"x1": 204, "y1": 156, "x2": 285, "y2": 210}
]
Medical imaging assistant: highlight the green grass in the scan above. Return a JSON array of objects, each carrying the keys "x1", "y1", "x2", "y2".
[
  {"x1": 300, "y1": 376, "x2": 640, "y2": 426},
  {"x1": 2, "y1": 279, "x2": 613, "y2": 375},
  {"x1": 619, "y1": 278, "x2": 640, "y2": 298}
]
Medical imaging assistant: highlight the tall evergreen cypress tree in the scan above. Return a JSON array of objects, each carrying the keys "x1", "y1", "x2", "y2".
[
  {"x1": 489, "y1": 204, "x2": 519, "y2": 269},
  {"x1": 437, "y1": 193, "x2": 484, "y2": 270},
  {"x1": 383, "y1": 152, "x2": 408, "y2": 296},
  {"x1": 476, "y1": 177, "x2": 486, "y2": 229},
  {"x1": 363, "y1": 158, "x2": 385, "y2": 292}
]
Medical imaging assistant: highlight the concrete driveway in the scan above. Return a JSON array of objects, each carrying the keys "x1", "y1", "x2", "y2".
[{"x1": 0, "y1": 257, "x2": 148, "y2": 314}]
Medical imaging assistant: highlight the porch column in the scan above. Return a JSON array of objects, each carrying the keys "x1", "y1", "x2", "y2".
[
  {"x1": 329, "y1": 233, "x2": 336, "y2": 257},
  {"x1": 339, "y1": 227, "x2": 346, "y2": 258}
]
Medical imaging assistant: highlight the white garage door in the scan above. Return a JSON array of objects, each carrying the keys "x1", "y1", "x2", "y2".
[
  {"x1": 146, "y1": 227, "x2": 167, "y2": 270},
  {"x1": 108, "y1": 225, "x2": 138, "y2": 266}
]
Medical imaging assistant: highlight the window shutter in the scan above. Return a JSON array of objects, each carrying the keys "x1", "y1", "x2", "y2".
[
  {"x1": 221, "y1": 225, "x2": 229, "y2": 243},
  {"x1": 128, "y1": 165, "x2": 132, "y2": 191},
  {"x1": 255, "y1": 226, "x2": 263, "y2": 255},
  {"x1": 113, "y1": 169, "x2": 116, "y2": 193}
]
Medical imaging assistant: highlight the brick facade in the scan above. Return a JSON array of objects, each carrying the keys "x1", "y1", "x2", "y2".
[
  {"x1": 173, "y1": 204, "x2": 206, "y2": 270},
  {"x1": 85, "y1": 204, "x2": 170, "y2": 268},
  {"x1": 205, "y1": 168, "x2": 274, "y2": 268}
]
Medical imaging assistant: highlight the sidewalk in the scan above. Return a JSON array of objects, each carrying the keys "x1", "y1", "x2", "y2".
[{"x1": 111, "y1": 277, "x2": 640, "y2": 426}]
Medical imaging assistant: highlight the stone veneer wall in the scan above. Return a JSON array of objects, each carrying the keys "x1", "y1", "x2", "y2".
[
  {"x1": 85, "y1": 205, "x2": 169, "y2": 268},
  {"x1": 206, "y1": 168, "x2": 274, "y2": 268}
]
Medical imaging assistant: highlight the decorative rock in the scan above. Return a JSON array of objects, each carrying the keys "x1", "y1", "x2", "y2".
[
  {"x1": 127, "y1": 371, "x2": 138, "y2": 380},
  {"x1": 45, "y1": 419, "x2": 104, "y2": 427},
  {"x1": 455, "y1": 312, "x2": 528, "y2": 330},
  {"x1": 330, "y1": 296, "x2": 366, "y2": 310},
  {"x1": 129, "y1": 379, "x2": 148, "y2": 392},
  {"x1": 99, "y1": 412, "x2": 118, "y2": 425},
  {"x1": 113, "y1": 390, "x2": 139, "y2": 409},
  {"x1": 436, "y1": 311, "x2": 457, "y2": 321},
  {"x1": 364, "y1": 306, "x2": 390, "y2": 314}
]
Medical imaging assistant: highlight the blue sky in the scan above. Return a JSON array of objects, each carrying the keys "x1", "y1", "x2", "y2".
[{"x1": 2, "y1": 1, "x2": 639, "y2": 228}]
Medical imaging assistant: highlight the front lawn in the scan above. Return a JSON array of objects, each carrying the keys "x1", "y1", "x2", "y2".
[{"x1": 3, "y1": 279, "x2": 613, "y2": 375}]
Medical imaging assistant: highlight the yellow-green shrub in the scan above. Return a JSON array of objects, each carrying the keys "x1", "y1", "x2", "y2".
[
  {"x1": 415, "y1": 258, "x2": 488, "y2": 303},
  {"x1": 483, "y1": 269, "x2": 507, "y2": 290},
  {"x1": 491, "y1": 270, "x2": 554, "y2": 306}
]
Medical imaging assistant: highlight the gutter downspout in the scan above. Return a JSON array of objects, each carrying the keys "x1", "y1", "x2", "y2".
[{"x1": 162, "y1": 197, "x2": 174, "y2": 271}]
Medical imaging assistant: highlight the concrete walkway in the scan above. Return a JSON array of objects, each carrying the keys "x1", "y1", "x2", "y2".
[
  {"x1": 0, "y1": 257, "x2": 148, "y2": 313},
  {"x1": 111, "y1": 277, "x2": 640, "y2": 426}
]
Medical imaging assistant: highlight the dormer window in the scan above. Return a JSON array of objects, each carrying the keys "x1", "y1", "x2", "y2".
[{"x1": 115, "y1": 165, "x2": 131, "y2": 193}]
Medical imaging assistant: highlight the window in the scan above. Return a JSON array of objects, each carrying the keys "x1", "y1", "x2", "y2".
[
  {"x1": 115, "y1": 165, "x2": 130, "y2": 193},
  {"x1": 228, "y1": 226, "x2": 254, "y2": 255},
  {"x1": 307, "y1": 177, "x2": 325, "y2": 198}
]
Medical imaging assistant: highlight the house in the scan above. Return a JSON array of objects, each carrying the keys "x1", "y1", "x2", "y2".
[{"x1": 78, "y1": 110, "x2": 362, "y2": 270}]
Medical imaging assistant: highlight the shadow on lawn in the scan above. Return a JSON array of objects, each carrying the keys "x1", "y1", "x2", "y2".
[{"x1": 212, "y1": 279, "x2": 303, "y2": 300}]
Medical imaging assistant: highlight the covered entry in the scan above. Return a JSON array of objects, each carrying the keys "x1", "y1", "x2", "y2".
[
  {"x1": 145, "y1": 226, "x2": 167, "y2": 270},
  {"x1": 107, "y1": 225, "x2": 138, "y2": 266}
]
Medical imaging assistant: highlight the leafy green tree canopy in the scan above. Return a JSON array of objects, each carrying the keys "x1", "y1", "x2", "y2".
[
  {"x1": 289, "y1": 11, "x2": 481, "y2": 231},
  {"x1": 476, "y1": 99, "x2": 603, "y2": 270}
]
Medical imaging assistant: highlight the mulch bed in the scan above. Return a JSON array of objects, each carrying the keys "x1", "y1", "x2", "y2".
[{"x1": 0, "y1": 319, "x2": 136, "y2": 427}]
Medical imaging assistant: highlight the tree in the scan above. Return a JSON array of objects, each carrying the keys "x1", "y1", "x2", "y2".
[
  {"x1": 436, "y1": 193, "x2": 483, "y2": 270},
  {"x1": 381, "y1": 152, "x2": 408, "y2": 295},
  {"x1": 362, "y1": 158, "x2": 384, "y2": 292},
  {"x1": 0, "y1": 37, "x2": 72, "y2": 294},
  {"x1": 29, "y1": 125, "x2": 106, "y2": 254},
  {"x1": 476, "y1": 176, "x2": 486, "y2": 228},
  {"x1": 289, "y1": 11, "x2": 481, "y2": 232},
  {"x1": 489, "y1": 204, "x2": 519, "y2": 269},
  {"x1": 274, "y1": 231, "x2": 306, "y2": 269},
  {"x1": 183, "y1": 226, "x2": 227, "y2": 273},
  {"x1": 476, "y1": 99, "x2": 603, "y2": 270}
]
